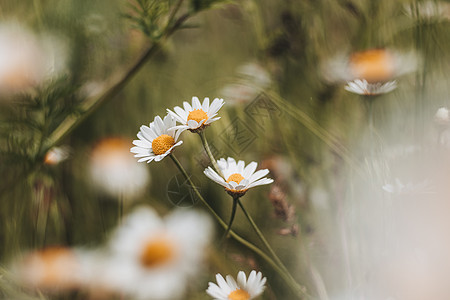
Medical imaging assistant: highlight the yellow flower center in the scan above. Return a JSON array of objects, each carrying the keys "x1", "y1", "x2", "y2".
[
  {"x1": 226, "y1": 173, "x2": 245, "y2": 184},
  {"x1": 349, "y1": 49, "x2": 394, "y2": 83},
  {"x1": 187, "y1": 109, "x2": 208, "y2": 124},
  {"x1": 228, "y1": 289, "x2": 251, "y2": 300},
  {"x1": 152, "y1": 134, "x2": 175, "y2": 156},
  {"x1": 140, "y1": 237, "x2": 174, "y2": 268}
]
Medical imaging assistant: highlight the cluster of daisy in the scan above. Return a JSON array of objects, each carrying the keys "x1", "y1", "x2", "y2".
[
  {"x1": 126, "y1": 95, "x2": 273, "y2": 298},
  {"x1": 130, "y1": 96, "x2": 274, "y2": 198},
  {"x1": 38, "y1": 95, "x2": 274, "y2": 298},
  {"x1": 131, "y1": 97, "x2": 223, "y2": 161}
]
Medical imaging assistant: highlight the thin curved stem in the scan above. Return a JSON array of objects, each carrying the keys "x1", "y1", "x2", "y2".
[
  {"x1": 237, "y1": 199, "x2": 292, "y2": 277},
  {"x1": 223, "y1": 196, "x2": 239, "y2": 239},
  {"x1": 169, "y1": 154, "x2": 308, "y2": 299},
  {"x1": 198, "y1": 131, "x2": 224, "y2": 178}
]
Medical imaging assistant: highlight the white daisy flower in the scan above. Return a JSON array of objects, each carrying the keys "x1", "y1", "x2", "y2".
[
  {"x1": 204, "y1": 157, "x2": 274, "y2": 197},
  {"x1": 97, "y1": 207, "x2": 213, "y2": 300},
  {"x1": 90, "y1": 138, "x2": 150, "y2": 198},
  {"x1": 131, "y1": 114, "x2": 183, "y2": 163},
  {"x1": 206, "y1": 270, "x2": 267, "y2": 300},
  {"x1": 167, "y1": 96, "x2": 224, "y2": 133},
  {"x1": 345, "y1": 79, "x2": 397, "y2": 96},
  {"x1": 322, "y1": 48, "x2": 418, "y2": 84}
]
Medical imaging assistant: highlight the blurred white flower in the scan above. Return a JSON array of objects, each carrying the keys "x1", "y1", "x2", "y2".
[
  {"x1": 345, "y1": 79, "x2": 397, "y2": 96},
  {"x1": 206, "y1": 270, "x2": 266, "y2": 300},
  {"x1": 237, "y1": 62, "x2": 272, "y2": 88},
  {"x1": 14, "y1": 247, "x2": 83, "y2": 292},
  {"x1": 221, "y1": 62, "x2": 272, "y2": 106},
  {"x1": 167, "y1": 96, "x2": 224, "y2": 133},
  {"x1": 90, "y1": 137, "x2": 150, "y2": 198},
  {"x1": 44, "y1": 146, "x2": 70, "y2": 165},
  {"x1": 322, "y1": 48, "x2": 418, "y2": 83},
  {"x1": 131, "y1": 115, "x2": 183, "y2": 163},
  {"x1": 0, "y1": 22, "x2": 67, "y2": 95},
  {"x1": 204, "y1": 157, "x2": 273, "y2": 197},
  {"x1": 221, "y1": 83, "x2": 260, "y2": 105},
  {"x1": 94, "y1": 207, "x2": 213, "y2": 300},
  {"x1": 434, "y1": 107, "x2": 450, "y2": 126}
]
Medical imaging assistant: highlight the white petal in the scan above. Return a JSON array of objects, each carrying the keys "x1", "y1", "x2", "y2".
[
  {"x1": 243, "y1": 162, "x2": 258, "y2": 178},
  {"x1": 192, "y1": 96, "x2": 201, "y2": 109},
  {"x1": 130, "y1": 147, "x2": 150, "y2": 155},
  {"x1": 140, "y1": 125, "x2": 157, "y2": 141},
  {"x1": 206, "y1": 283, "x2": 228, "y2": 299},
  {"x1": 132, "y1": 139, "x2": 151, "y2": 148},
  {"x1": 204, "y1": 168, "x2": 228, "y2": 187},
  {"x1": 216, "y1": 274, "x2": 232, "y2": 293},
  {"x1": 174, "y1": 106, "x2": 188, "y2": 121},
  {"x1": 174, "y1": 128, "x2": 183, "y2": 141},
  {"x1": 154, "y1": 154, "x2": 167, "y2": 162},
  {"x1": 205, "y1": 117, "x2": 221, "y2": 124},
  {"x1": 227, "y1": 157, "x2": 237, "y2": 169},
  {"x1": 237, "y1": 271, "x2": 247, "y2": 288},
  {"x1": 154, "y1": 116, "x2": 165, "y2": 136},
  {"x1": 225, "y1": 275, "x2": 238, "y2": 290},
  {"x1": 236, "y1": 160, "x2": 245, "y2": 173},
  {"x1": 163, "y1": 114, "x2": 174, "y2": 129},
  {"x1": 202, "y1": 97, "x2": 210, "y2": 111},
  {"x1": 167, "y1": 108, "x2": 186, "y2": 124},
  {"x1": 247, "y1": 178, "x2": 273, "y2": 189},
  {"x1": 137, "y1": 156, "x2": 153, "y2": 163},
  {"x1": 134, "y1": 152, "x2": 151, "y2": 158},
  {"x1": 228, "y1": 181, "x2": 239, "y2": 189},
  {"x1": 187, "y1": 119, "x2": 200, "y2": 128},
  {"x1": 217, "y1": 158, "x2": 228, "y2": 170},
  {"x1": 208, "y1": 98, "x2": 224, "y2": 115},
  {"x1": 248, "y1": 169, "x2": 270, "y2": 183},
  {"x1": 239, "y1": 179, "x2": 250, "y2": 186},
  {"x1": 183, "y1": 101, "x2": 192, "y2": 112}
]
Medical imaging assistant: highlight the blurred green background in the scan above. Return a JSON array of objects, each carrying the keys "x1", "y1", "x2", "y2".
[{"x1": 2, "y1": 0, "x2": 450, "y2": 299}]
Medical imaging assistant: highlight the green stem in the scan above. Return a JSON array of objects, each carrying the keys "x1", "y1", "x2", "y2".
[
  {"x1": 198, "y1": 131, "x2": 224, "y2": 177},
  {"x1": 237, "y1": 199, "x2": 292, "y2": 277},
  {"x1": 169, "y1": 154, "x2": 308, "y2": 299},
  {"x1": 223, "y1": 196, "x2": 239, "y2": 239},
  {"x1": 118, "y1": 193, "x2": 124, "y2": 226}
]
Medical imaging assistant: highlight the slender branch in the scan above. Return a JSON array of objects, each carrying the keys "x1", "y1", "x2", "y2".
[
  {"x1": 167, "y1": 0, "x2": 185, "y2": 25},
  {"x1": 41, "y1": 11, "x2": 192, "y2": 154},
  {"x1": 169, "y1": 154, "x2": 309, "y2": 299},
  {"x1": 198, "y1": 131, "x2": 224, "y2": 177}
]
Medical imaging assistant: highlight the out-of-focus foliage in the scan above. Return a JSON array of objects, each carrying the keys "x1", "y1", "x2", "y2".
[{"x1": 123, "y1": 0, "x2": 170, "y2": 40}]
